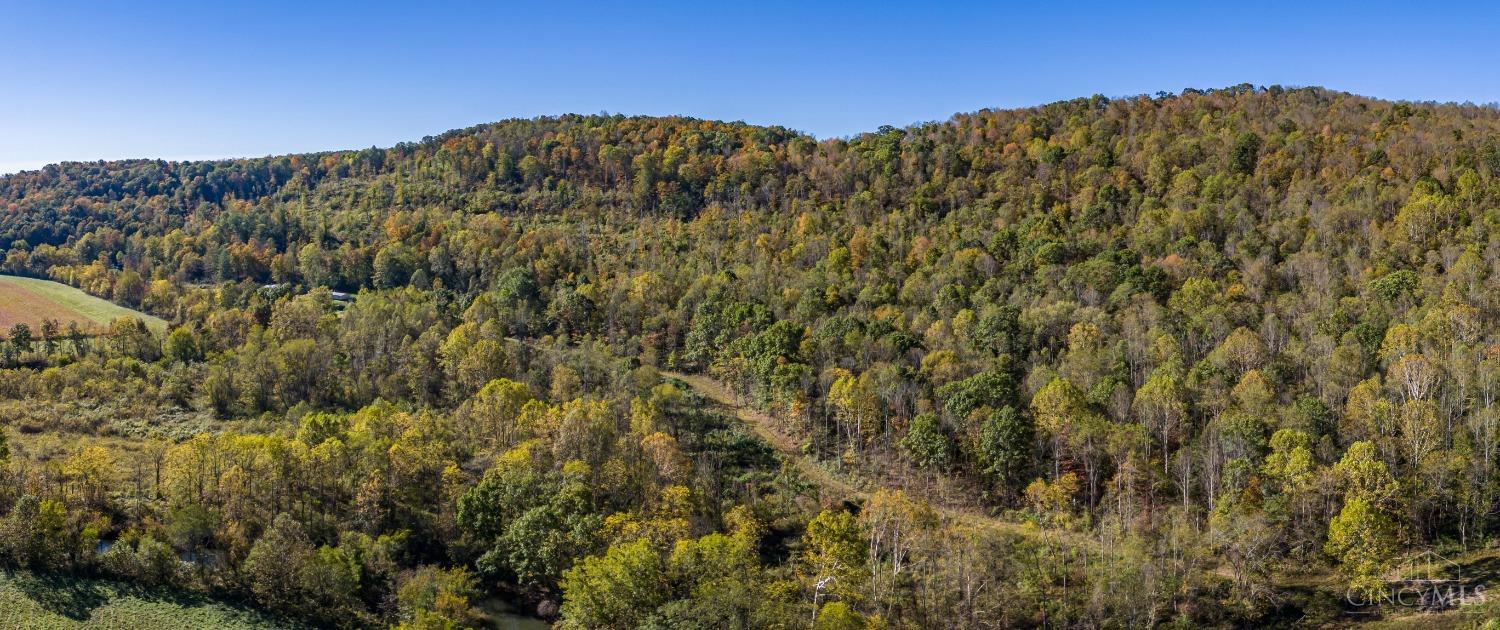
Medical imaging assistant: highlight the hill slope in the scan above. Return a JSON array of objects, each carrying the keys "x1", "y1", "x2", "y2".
[
  {"x1": 0, "y1": 275, "x2": 166, "y2": 336},
  {"x1": 1, "y1": 85, "x2": 1499, "y2": 626}
]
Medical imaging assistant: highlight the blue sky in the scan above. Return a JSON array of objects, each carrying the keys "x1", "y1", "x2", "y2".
[{"x1": 4, "y1": 0, "x2": 1498, "y2": 174}]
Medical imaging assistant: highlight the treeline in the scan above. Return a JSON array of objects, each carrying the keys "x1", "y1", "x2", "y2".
[{"x1": 1, "y1": 84, "x2": 1500, "y2": 625}]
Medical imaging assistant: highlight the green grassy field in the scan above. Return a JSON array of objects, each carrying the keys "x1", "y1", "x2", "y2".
[
  {"x1": 0, "y1": 275, "x2": 167, "y2": 336},
  {"x1": 0, "y1": 570, "x2": 300, "y2": 629}
]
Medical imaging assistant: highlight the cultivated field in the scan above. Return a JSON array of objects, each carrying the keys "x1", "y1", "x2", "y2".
[{"x1": 0, "y1": 275, "x2": 166, "y2": 336}]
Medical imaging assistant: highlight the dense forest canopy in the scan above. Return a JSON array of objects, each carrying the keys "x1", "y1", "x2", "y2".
[{"x1": 3, "y1": 84, "x2": 1500, "y2": 627}]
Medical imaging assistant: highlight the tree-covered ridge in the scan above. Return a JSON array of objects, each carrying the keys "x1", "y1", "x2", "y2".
[{"x1": 0, "y1": 84, "x2": 1499, "y2": 626}]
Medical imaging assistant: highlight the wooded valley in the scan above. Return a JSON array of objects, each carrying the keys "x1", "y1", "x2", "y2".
[{"x1": 2, "y1": 84, "x2": 1500, "y2": 627}]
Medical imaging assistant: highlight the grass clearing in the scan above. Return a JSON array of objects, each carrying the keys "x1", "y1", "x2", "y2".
[
  {"x1": 0, "y1": 569, "x2": 300, "y2": 629},
  {"x1": 0, "y1": 275, "x2": 166, "y2": 335}
]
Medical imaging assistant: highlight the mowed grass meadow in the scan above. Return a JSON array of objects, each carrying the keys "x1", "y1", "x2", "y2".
[
  {"x1": 0, "y1": 570, "x2": 300, "y2": 629},
  {"x1": 0, "y1": 275, "x2": 166, "y2": 336}
]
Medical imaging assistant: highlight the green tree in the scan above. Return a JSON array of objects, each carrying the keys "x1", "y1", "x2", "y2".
[
  {"x1": 1033, "y1": 376, "x2": 1092, "y2": 478},
  {"x1": 901, "y1": 413, "x2": 954, "y2": 470},
  {"x1": 112, "y1": 269, "x2": 147, "y2": 306},
  {"x1": 801, "y1": 510, "x2": 868, "y2": 606},
  {"x1": 1231, "y1": 132, "x2": 1261, "y2": 174},
  {"x1": 244, "y1": 514, "x2": 315, "y2": 614},
  {"x1": 938, "y1": 369, "x2": 1018, "y2": 419},
  {"x1": 658, "y1": 530, "x2": 783, "y2": 628},
  {"x1": 1326, "y1": 441, "x2": 1405, "y2": 598},
  {"x1": 396, "y1": 566, "x2": 483, "y2": 629},
  {"x1": 977, "y1": 405, "x2": 1033, "y2": 493},
  {"x1": 813, "y1": 601, "x2": 867, "y2": 630},
  {"x1": 1133, "y1": 366, "x2": 1186, "y2": 475},
  {"x1": 105, "y1": 317, "x2": 161, "y2": 361},
  {"x1": 8, "y1": 322, "x2": 32, "y2": 355},
  {"x1": 559, "y1": 538, "x2": 669, "y2": 630},
  {"x1": 164, "y1": 326, "x2": 202, "y2": 363},
  {"x1": 1325, "y1": 496, "x2": 1399, "y2": 599}
]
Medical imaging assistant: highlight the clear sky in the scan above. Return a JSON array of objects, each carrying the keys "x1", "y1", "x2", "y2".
[{"x1": 4, "y1": 0, "x2": 1498, "y2": 174}]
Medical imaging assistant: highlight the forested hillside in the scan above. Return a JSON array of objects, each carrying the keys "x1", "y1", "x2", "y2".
[{"x1": 3, "y1": 84, "x2": 1500, "y2": 627}]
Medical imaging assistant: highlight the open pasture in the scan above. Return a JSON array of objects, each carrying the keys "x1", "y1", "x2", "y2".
[{"x1": 0, "y1": 275, "x2": 166, "y2": 336}]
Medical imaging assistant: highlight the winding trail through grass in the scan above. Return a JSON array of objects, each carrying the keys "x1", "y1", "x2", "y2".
[
  {"x1": 505, "y1": 333, "x2": 1085, "y2": 544},
  {"x1": 665, "y1": 371, "x2": 866, "y2": 504},
  {"x1": 661, "y1": 370, "x2": 1094, "y2": 546}
]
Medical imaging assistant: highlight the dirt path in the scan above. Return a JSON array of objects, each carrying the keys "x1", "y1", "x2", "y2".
[
  {"x1": 661, "y1": 370, "x2": 1090, "y2": 545},
  {"x1": 665, "y1": 371, "x2": 867, "y2": 505}
]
